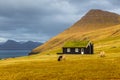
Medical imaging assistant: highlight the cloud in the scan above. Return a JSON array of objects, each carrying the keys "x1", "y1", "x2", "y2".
[{"x1": 0, "y1": 0, "x2": 119, "y2": 42}]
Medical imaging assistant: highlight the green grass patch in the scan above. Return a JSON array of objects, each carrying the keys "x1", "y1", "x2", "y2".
[{"x1": 63, "y1": 41, "x2": 90, "y2": 47}]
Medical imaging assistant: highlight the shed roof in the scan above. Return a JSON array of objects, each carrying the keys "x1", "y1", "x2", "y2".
[{"x1": 63, "y1": 41, "x2": 90, "y2": 48}]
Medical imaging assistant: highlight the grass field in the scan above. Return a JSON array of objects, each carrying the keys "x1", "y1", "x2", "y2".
[
  {"x1": 0, "y1": 25, "x2": 120, "y2": 80},
  {"x1": 0, "y1": 52, "x2": 120, "y2": 80}
]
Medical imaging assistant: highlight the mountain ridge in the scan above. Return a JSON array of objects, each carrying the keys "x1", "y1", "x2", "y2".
[{"x1": 0, "y1": 40, "x2": 43, "y2": 50}]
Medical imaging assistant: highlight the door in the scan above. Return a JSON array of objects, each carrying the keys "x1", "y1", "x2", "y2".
[{"x1": 81, "y1": 48, "x2": 84, "y2": 54}]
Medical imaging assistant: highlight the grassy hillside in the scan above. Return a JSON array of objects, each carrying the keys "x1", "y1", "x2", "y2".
[
  {"x1": 30, "y1": 9, "x2": 120, "y2": 54},
  {"x1": 31, "y1": 24, "x2": 120, "y2": 55}
]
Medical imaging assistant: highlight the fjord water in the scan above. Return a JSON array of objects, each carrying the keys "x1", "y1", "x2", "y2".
[{"x1": 0, "y1": 50, "x2": 31, "y2": 59}]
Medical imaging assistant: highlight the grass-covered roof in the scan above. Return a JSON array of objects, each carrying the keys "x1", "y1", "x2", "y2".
[{"x1": 63, "y1": 41, "x2": 90, "y2": 48}]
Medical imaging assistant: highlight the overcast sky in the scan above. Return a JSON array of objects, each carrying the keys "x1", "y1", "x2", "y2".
[{"x1": 0, "y1": 0, "x2": 120, "y2": 42}]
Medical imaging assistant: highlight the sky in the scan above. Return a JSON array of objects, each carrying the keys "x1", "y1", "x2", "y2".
[{"x1": 0, "y1": 0, "x2": 120, "y2": 42}]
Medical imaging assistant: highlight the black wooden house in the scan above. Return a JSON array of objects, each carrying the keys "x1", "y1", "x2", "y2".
[{"x1": 62, "y1": 41, "x2": 93, "y2": 54}]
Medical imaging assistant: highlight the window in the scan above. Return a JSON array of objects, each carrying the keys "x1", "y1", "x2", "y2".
[
  {"x1": 67, "y1": 48, "x2": 70, "y2": 52},
  {"x1": 75, "y1": 48, "x2": 79, "y2": 52}
]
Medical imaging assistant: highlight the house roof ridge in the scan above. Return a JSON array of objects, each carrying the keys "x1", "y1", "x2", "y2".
[{"x1": 86, "y1": 41, "x2": 91, "y2": 48}]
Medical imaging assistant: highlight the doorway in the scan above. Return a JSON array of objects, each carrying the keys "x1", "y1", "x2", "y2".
[{"x1": 81, "y1": 48, "x2": 84, "y2": 54}]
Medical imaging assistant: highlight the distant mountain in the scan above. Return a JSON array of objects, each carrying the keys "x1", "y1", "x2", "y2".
[
  {"x1": 29, "y1": 9, "x2": 120, "y2": 55},
  {"x1": 0, "y1": 40, "x2": 43, "y2": 50},
  {"x1": 0, "y1": 42, "x2": 5, "y2": 45}
]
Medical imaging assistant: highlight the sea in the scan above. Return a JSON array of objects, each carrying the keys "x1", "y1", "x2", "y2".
[{"x1": 0, "y1": 50, "x2": 31, "y2": 59}]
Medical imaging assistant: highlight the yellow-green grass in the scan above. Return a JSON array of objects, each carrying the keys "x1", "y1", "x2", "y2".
[
  {"x1": 0, "y1": 53, "x2": 120, "y2": 80},
  {"x1": 0, "y1": 31, "x2": 118, "y2": 80}
]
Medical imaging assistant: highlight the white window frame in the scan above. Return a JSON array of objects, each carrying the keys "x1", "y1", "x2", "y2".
[
  {"x1": 67, "y1": 48, "x2": 70, "y2": 52},
  {"x1": 75, "y1": 48, "x2": 79, "y2": 52}
]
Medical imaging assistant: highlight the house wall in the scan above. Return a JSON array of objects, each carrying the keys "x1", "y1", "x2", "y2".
[
  {"x1": 87, "y1": 44, "x2": 93, "y2": 54},
  {"x1": 63, "y1": 48, "x2": 81, "y2": 54},
  {"x1": 84, "y1": 43, "x2": 94, "y2": 54},
  {"x1": 90, "y1": 44, "x2": 94, "y2": 54}
]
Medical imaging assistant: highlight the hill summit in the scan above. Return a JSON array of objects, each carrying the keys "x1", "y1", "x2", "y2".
[
  {"x1": 75, "y1": 9, "x2": 120, "y2": 27},
  {"x1": 64, "y1": 9, "x2": 120, "y2": 33},
  {"x1": 29, "y1": 9, "x2": 120, "y2": 55}
]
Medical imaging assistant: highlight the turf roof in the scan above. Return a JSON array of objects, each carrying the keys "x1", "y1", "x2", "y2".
[{"x1": 63, "y1": 41, "x2": 90, "y2": 47}]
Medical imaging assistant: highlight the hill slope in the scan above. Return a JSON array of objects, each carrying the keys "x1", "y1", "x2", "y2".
[{"x1": 29, "y1": 9, "x2": 120, "y2": 55}]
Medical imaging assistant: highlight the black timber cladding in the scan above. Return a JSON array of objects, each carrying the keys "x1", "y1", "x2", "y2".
[{"x1": 62, "y1": 41, "x2": 94, "y2": 54}]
